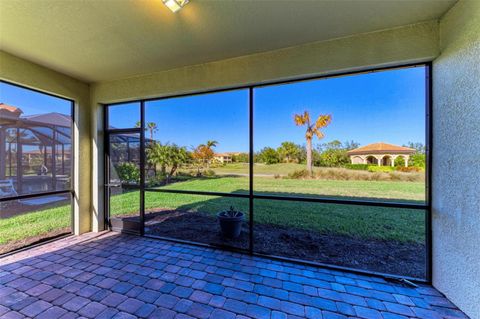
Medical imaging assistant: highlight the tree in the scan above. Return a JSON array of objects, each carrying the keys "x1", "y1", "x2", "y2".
[
  {"x1": 193, "y1": 140, "x2": 218, "y2": 168},
  {"x1": 257, "y1": 147, "x2": 280, "y2": 164},
  {"x1": 294, "y1": 111, "x2": 332, "y2": 175},
  {"x1": 232, "y1": 153, "x2": 249, "y2": 163},
  {"x1": 277, "y1": 142, "x2": 302, "y2": 163},
  {"x1": 192, "y1": 145, "x2": 213, "y2": 168},
  {"x1": 206, "y1": 140, "x2": 218, "y2": 149},
  {"x1": 404, "y1": 142, "x2": 426, "y2": 154},
  {"x1": 135, "y1": 121, "x2": 158, "y2": 141},
  {"x1": 146, "y1": 122, "x2": 158, "y2": 141},
  {"x1": 403, "y1": 142, "x2": 426, "y2": 167},
  {"x1": 193, "y1": 140, "x2": 218, "y2": 169},
  {"x1": 146, "y1": 143, "x2": 188, "y2": 183},
  {"x1": 316, "y1": 140, "x2": 351, "y2": 167},
  {"x1": 344, "y1": 140, "x2": 360, "y2": 151}
]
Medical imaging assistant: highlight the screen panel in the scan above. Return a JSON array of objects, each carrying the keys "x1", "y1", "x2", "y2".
[
  {"x1": 144, "y1": 90, "x2": 249, "y2": 194},
  {"x1": 253, "y1": 198, "x2": 426, "y2": 279},
  {"x1": 253, "y1": 66, "x2": 426, "y2": 204}
]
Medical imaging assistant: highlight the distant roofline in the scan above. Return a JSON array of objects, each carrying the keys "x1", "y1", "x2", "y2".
[{"x1": 347, "y1": 142, "x2": 416, "y2": 155}]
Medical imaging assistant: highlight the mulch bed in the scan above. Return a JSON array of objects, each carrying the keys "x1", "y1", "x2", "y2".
[
  {"x1": 144, "y1": 210, "x2": 426, "y2": 279},
  {"x1": 0, "y1": 227, "x2": 71, "y2": 255}
]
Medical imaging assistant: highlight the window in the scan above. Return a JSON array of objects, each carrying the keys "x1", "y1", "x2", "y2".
[
  {"x1": 0, "y1": 81, "x2": 73, "y2": 254},
  {"x1": 105, "y1": 64, "x2": 430, "y2": 280}
]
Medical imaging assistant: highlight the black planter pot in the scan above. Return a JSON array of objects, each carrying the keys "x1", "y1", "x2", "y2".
[{"x1": 217, "y1": 211, "x2": 244, "y2": 238}]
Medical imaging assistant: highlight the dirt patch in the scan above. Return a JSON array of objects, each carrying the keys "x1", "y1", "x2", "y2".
[
  {"x1": 145, "y1": 210, "x2": 249, "y2": 250},
  {"x1": 145, "y1": 210, "x2": 425, "y2": 279},
  {"x1": 0, "y1": 227, "x2": 71, "y2": 255}
]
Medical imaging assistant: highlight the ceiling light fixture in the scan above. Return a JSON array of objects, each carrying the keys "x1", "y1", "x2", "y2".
[{"x1": 162, "y1": 0, "x2": 189, "y2": 13}]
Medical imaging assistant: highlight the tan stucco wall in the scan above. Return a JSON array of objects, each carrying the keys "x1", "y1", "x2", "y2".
[
  {"x1": 0, "y1": 50, "x2": 92, "y2": 235},
  {"x1": 432, "y1": 0, "x2": 480, "y2": 319},
  {"x1": 93, "y1": 21, "x2": 438, "y2": 103},
  {"x1": 432, "y1": 1, "x2": 480, "y2": 318},
  {"x1": 90, "y1": 21, "x2": 439, "y2": 231}
]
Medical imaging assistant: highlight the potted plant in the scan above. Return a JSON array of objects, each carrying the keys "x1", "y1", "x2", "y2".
[{"x1": 217, "y1": 206, "x2": 244, "y2": 238}]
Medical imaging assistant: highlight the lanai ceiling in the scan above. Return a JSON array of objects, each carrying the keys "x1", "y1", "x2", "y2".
[{"x1": 0, "y1": 0, "x2": 456, "y2": 83}]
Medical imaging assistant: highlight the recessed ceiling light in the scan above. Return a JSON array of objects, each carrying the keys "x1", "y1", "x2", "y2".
[{"x1": 162, "y1": 0, "x2": 189, "y2": 13}]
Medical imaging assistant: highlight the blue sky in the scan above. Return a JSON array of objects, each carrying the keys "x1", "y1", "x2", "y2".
[
  {"x1": 0, "y1": 82, "x2": 71, "y2": 116},
  {"x1": 0, "y1": 82, "x2": 72, "y2": 153},
  {"x1": 1, "y1": 66, "x2": 426, "y2": 153}
]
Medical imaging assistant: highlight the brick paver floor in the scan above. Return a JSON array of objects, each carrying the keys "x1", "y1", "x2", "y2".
[{"x1": 0, "y1": 232, "x2": 469, "y2": 319}]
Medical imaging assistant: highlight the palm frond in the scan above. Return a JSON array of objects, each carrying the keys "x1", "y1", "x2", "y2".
[
  {"x1": 294, "y1": 111, "x2": 310, "y2": 126},
  {"x1": 314, "y1": 114, "x2": 332, "y2": 129}
]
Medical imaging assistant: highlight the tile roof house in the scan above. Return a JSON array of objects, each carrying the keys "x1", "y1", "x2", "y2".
[{"x1": 347, "y1": 142, "x2": 416, "y2": 166}]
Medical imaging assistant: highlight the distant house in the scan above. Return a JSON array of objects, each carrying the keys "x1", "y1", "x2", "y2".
[
  {"x1": 214, "y1": 152, "x2": 241, "y2": 164},
  {"x1": 347, "y1": 142, "x2": 416, "y2": 167}
]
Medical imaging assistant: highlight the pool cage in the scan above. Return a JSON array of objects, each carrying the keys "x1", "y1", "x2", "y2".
[{"x1": 0, "y1": 105, "x2": 72, "y2": 197}]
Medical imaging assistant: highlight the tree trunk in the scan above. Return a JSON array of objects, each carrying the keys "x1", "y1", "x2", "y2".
[{"x1": 306, "y1": 138, "x2": 313, "y2": 176}]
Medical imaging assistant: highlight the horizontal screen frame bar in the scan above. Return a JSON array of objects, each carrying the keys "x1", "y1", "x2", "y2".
[
  {"x1": 144, "y1": 188, "x2": 427, "y2": 210},
  {"x1": 0, "y1": 190, "x2": 73, "y2": 202}
]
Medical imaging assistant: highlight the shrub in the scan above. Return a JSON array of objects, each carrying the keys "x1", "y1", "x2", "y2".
[
  {"x1": 203, "y1": 169, "x2": 216, "y2": 177},
  {"x1": 287, "y1": 169, "x2": 310, "y2": 179},
  {"x1": 147, "y1": 174, "x2": 167, "y2": 187},
  {"x1": 284, "y1": 167, "x2": 424, "y2": 182},
  {"x1": 394, "y1": 156, "x2": 406, "y2": 167},
  {"x1": 368, "y1": 166, "x2": 395, "y2": 173},
  {"x1": 115, "y1": 162, "x2": 140, "y2": 184},
  {"x1": 409, "y1": 153, "x2": 426, "y2": 168},
  {"x1": 345, "y1": 164, "x2": 369, "y2": 170},
  {"x1": 395, "y1": 166, "x2": 423, "y2": 173}
]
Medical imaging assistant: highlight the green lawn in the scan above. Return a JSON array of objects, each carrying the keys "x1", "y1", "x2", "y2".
[
  {"x1": 155, "y1": 176, "x2": 425, "y2": 202},
  {"x1": 126, "y1": 176, "x2": 425, "y2": 243},
  {"x1": 0, "y1": 204, "x2": 70, "y2": 246},
  {"x1": 1, "y1": 175, "x2": 426, "y2": 253}
]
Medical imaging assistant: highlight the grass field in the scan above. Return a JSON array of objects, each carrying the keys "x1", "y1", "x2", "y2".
[
  {"x1": 0, "y1": 203, "x2": 70, "y2": 246},
  {"x1": 113, "y1": 176, "x2": 425, "y2": 243},
  {"x1": 156, "y1": 176, "x2": 424, "y2": 202},
  {"x1": 1, "y1": 171, "x2": 426, "y2": 253}
]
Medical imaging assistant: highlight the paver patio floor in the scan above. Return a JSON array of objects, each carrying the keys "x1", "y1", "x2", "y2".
[{"x1": 0, "y1": 232, "x2": 468, "y2": 319}]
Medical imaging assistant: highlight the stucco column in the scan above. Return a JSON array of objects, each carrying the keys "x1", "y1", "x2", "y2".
[
  {"x1": 392, "y1": 155, "x2": 398, "y2": 168},
  {"x1": 404, "y1": 155, "x2": 409, "y2": 167}
]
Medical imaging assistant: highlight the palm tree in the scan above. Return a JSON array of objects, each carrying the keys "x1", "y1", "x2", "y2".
[
  {"x1": 146, "y1": 122, "x2": 158, "y2": 141},
  {"x1": 146, "y1": 143, "x2": 188, "y2": 184},
  {"x1": 206, "y1": 140, "x2": 218, "y2": 149},
  {"x1": 135, "y1": 121, "x2": 158, "y2": 141},
  {"x1": 294, "y1": 111, "x2": 332, "y2": 176}
]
